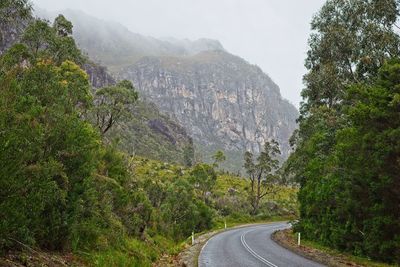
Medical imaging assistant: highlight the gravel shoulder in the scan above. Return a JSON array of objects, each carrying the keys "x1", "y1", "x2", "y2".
[{"x1": 271, "y1": 229, "x2": 394, "y2": 267}]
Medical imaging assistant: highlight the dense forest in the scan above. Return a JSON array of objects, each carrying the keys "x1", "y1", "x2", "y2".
[
  {"x1": 2, "y1": 0, "x2": 400, "y2": 266},
  {"x1": 0, "y1": 1, "x2": 295, "y2": 265},
  {"x1": 286, "y1": 0, "x2": 400, "y2": 264}
]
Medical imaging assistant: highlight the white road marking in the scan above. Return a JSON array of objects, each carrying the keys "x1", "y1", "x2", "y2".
[{"x1": 240, "y1": 227, "x2": 279, "y2": 267}]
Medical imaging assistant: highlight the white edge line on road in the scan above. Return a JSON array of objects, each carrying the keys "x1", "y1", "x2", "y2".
[
  {"x1": 198, "y1": 223, "x2": 285, "y2": 267},
  {"x1": 240, "y1": 227, "x2": 279, "y2": 267}
]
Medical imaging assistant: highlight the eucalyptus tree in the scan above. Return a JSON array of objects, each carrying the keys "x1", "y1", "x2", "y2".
[
  {"x1": 286, "y1": 0, "x2": 400, "y2": 262},
  {"x1": 244, "y1": 140, "x2": 281, "y2": 215},
  {"x1": 92, "y1": 80, "x2": 139, "y2": 135}
]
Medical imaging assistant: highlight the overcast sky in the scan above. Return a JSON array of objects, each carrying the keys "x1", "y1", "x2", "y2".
[{"x1": 31, "y1": 0, "x2": 326, "y2": 108}]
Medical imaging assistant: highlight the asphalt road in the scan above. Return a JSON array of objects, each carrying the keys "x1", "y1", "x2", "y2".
[{"x1": 198, "y1": 222, "x2": 325, "y2": 267}]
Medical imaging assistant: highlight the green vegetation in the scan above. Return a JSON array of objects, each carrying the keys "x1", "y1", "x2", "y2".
[
  {"x1": 108, "y1": 100, "x2": 194, "y2": 166},
  {"x1": 244, "y1": 140, "x2": 282, "y2": 214},
  {"x1": 286, "y1": 0, "x2": 400, "y2": 264},
  {"x1": 299, "y1": 238, "x2": 397, "y2": 267},
  {"x1": 0, "y1": 2, "x2": 296, "y2": 265},
  {"x1": 92, "y1": 79, "x2": 138, "y2": 136},
  {"x1": 277, "y1": 230, "x2": 396, "y2": 267},
  {"x1": 132, "y1": 157, "x2": 297, "y2": 231}
]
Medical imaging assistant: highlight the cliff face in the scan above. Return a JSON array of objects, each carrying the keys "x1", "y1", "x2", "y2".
[
  {"x1": 83, "y1": 63, "x2": 116, "y2": 88},
  {"x1": 1, "y1": 11, "x2": 194, "y2": 166},
  {"x1": 119, "y1": 51, "x2": 298, "y2": 170},
  {"x1": 33, "y1": 8, "x2": 299, "y2": 171}
]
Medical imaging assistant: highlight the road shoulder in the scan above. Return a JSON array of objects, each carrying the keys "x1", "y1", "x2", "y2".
[{"x1": 271, "y1": 229, "x2": 394, "y2": 267}]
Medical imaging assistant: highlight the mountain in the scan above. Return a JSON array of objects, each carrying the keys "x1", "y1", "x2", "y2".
[
  {"x1": 119, "y1": 51, "x2": 298, "y2": 170},
  {"x1": 109, "y1": 100, "x2": 194, "y2": 164},
  {"x1": 34, "y1": 9, "x2": 224, "y2": 72},
  {"x1": 36, "y1": 9, "x2": 298, "y2": 171},
  {"x1": 83, "y1": 63, "x2": 194, "y2": 165},
  {"x1": 1, "y1": 9, "x2": 194, "y2": 166}
]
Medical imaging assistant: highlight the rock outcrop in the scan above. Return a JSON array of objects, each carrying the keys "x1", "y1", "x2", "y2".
[
  {"x1": 110, "y1": 100, "x2": 194, "y2": 165},
  {"x1": 83, "y1": 62, "x2": 116, "y2": 88},
  {"x1": 118, "y1": 51, "x2": 298, "y2": 170},
  {"x1": 34, "y1": 8, "x2": 299, "y2": 171},
  {"x1": 1, "y1": 10, "x2": 194, "y2": 166}
]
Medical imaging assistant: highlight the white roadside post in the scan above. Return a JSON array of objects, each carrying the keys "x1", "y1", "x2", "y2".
[
  {"x1": 298, "y1": 232, "x2": 301, "y2": 246},
  {"x1": 224, "y1": 219, "x2": 227, "y2": 229},
  {"x1": 192, "y1": 231, "x2": 195, "y2": 245}
]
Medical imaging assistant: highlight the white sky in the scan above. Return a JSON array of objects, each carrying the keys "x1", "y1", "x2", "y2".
[{"x1": 31, "y1": 0, "x2": 326, "y2": 108}]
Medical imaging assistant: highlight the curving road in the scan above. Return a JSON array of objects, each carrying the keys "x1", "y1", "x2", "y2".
[{"x1": 198, "y1": 222, "x2": 325, "y2": 267}]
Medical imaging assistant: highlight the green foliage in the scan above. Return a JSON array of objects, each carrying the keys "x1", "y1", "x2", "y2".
[
  {"x1": 107, "y1": 100, "x2": 194, "y2": 166},
  {"x1": 0, "y1": 54, "x2": 99, "y2": 250},
  {"x1": 131, "y1": 158, "x2": 215, "y2": 240},
  {"x1": 333, "y1": 60, "x2": 400, "y2": 262},
  {"x1": 189, "y1": 163, "x2": 217, "y2": 202},
  {"x1": 244, "y1": 140, "x2": 282, "y2": 214},
  {"x1": 301, "y1": 0, "x2": 400, "y2": 113},
  {"x1": 53, "y1": 15, "x2": 73, "y2": 37},
  {"x1": 21, "y1": 16, "x2": 84, "y2": 65},
  {"x1": 0, "y1": 0, "x2": 31, "y2": 23},
  {"x1": 289, "y1": 0, "x2": 400, "y2": 263},
  {"x1": 212, "y1": 150, "x2": 226, "y2": 167},
  {"x1": 0, "y1": 5, "x2": 298, "y2": 265},
  {"x1": 91, "y1": 79, "x2": 138, "y2": 135},
  {"x1": 183, "y1": 144, "x2": 194, "y2": 167}
]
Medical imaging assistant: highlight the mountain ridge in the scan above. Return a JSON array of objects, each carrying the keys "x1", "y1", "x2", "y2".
[
  {"x1": 34, "y1": 8, "x2": 226, "y2": 71},
  {"x1": 34, "y1": 8, "x2": 299, "y2": 171},
  {"x1": 119, "y1": 50, "x2": 298, "y2": 170}
]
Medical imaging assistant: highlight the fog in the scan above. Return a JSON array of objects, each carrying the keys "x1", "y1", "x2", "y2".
[{"x1": 31, "y1": 0, "x2": 326, "y2": 108}]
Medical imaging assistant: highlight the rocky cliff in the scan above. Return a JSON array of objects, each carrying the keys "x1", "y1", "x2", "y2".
[
  {"x1": 118, "y1": 51, "x2": 298, "y2": 170},
  {"x1": 1, "y1": 10, "x2": 194, "y2": 166},
  {"x1": 34, "y1": 9, "x2": 299, "y2": 171}
]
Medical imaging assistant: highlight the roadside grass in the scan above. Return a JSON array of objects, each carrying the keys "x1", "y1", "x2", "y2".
[
  {"x1": 283, "y1": 230, "x2": 397, "y2": 267},
  {"x1": 80, "y1": 235, "x2": 184, "y2": 267},
  {"x1": 77, "y1": 160, "x2": 299, "y2": 266},
  {"x1": 300, "y1": 238, "x2": 395, "y2": 267}
]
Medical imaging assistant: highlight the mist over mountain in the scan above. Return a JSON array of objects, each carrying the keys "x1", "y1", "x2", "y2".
[
  {"x1": 36, "y1": 8, "x2": 299, "y2": 171},
  {"x1": 35, "y1": 8, "x2": 225, "y2": 71}
]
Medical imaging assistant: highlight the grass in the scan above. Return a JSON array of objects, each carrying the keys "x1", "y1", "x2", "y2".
[
  {"x1": 79, "y1": 159, "x2": 299, "y2": 266},
  {"x1": 80, "y1": 234, "x2": 184, "y2": 267},
  {"x1": 286, "y1": 231, "x2": 397, "y2": 267}
]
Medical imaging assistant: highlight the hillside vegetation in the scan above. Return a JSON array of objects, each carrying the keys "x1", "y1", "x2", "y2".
[
  {"x1": 36, "y1": 9, "x2": 299, "y2": 174},
  {"x1": 0, "y1": 2, "x2": 296, "y2": 266},
  {"x1": 107, "y1": 100, "x2": 194, "y2": 165}
]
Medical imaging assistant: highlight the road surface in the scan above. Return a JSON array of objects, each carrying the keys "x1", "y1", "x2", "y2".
[{"x1": 198, "y1": 222, "x2": 325, "y2": 267}]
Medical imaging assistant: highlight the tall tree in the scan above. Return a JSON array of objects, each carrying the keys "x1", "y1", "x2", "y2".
[
  {"x1": 301, "y1": 0, "x2": 400, "y2": 114},
  {"x1": 333, "y1": 60, "x2": 400, "y2": 262},
  {"x1": 244, "y1": 140, "x2": 281, "y2": 215},
  {"x1": 0, "y1": 46, "x2": 99, "y2": 250},
  {"x1": 92, "y1": 80, "x2": 138, "y2": 135},
  {"x1": 21, "y1": 15, "x2": 84, "y2": 65},
  {"x1": 287, "y1": 0, "x2": 400, "y2": 263},
  {"x1": 189, "y1": 163, "x2": 217, "y2": 203}
]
